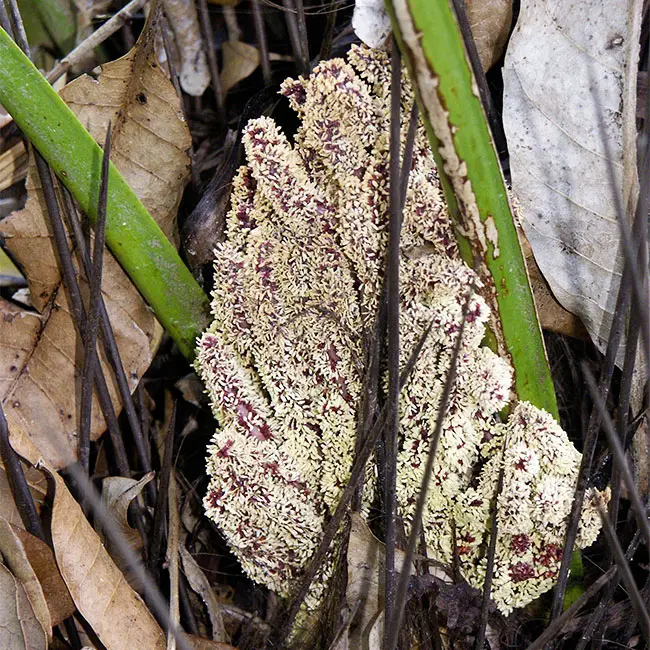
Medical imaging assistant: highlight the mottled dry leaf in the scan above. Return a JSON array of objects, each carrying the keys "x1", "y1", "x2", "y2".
[
  {"x1": 463, "y1": 0, "x2": 512, "y2": 71},
  {"x1": 503, "y1": 0, "x2": 642, "y2": 361},
  {"x1": 520, "y1": 233, "x2": 588, "y2": 338},
  {"x1": 44, "y1": 463, "x2": 166, "y2": 650},
  {"x1": 0, "y1": 561, "x2": 47, "y2": 650},
  {"x1": 0, "y1": 11, "x2": 191, "y2": 468},
  {"x1": 220, "y1": 41, "x2": 260, "y2": 93}
]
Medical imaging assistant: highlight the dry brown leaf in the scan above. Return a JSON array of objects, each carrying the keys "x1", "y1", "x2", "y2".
[
  {"x1": 179, "y1": 541, "x2": 227, "y2": 642},
  {"x1": 0, "y1": 561, "x2": 47, "y2": 650},
  {"x1": 0, "y1": 11, "x2": 191, "y2": 468},
  {"x1": 10, "y1": 526, "x2": 76, "y2": 628},
  {"x1": 44, "y1": 462, "x2": 166, "y2": 650},
  {"x1": 0, "y1": 517, "x2": 52, "y2": 638},
  {"x1": 0, "y1": 461, "x2": 47, "y2": 529},
  {"x1": 185, "y1": 636, "x2": 237, "y2": 650},
  {"x1": 100, "y1": 473, "x2": 154, "y2": 552},
  {"x1": 220, "y1": 41, "x2": 260, "y2": 93},
  {"x1": 0, "y1": 140, "x2": 27, "y2": 193},
  {"x1": 463, "y1": 0, "x2": 513, "y2": 71},
  {"x1": 99, "y1": 473, "x2": 154, "y2": 589},
  {"x1": 345, "y1": 513, "x2": 433, "y2": 649},
  {"x1": 521, "y1": 235, "x2": 588, "y2": 339}
]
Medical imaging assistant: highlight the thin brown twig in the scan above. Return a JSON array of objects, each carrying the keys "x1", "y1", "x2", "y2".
[
  {"x1": 273, "y1": 319, "x2": 437, "y2": 645},
  {"x1": 196, "y1": 0, "x2": 226, "y2": 121},
  {"x1": 46, "y1": 0, "x2": 147, "y2": 84},
  {"x1": 384, "y1": 39, "x2": 402, "y2": 639},
  {"x1": 150, "y1": 401, "x2": 178, "y2": 575},
  {"x1": 474, "y1": 438, "x2": 506, "y2": 650},
  {"x1": 78, "y1": 126, "x2": 111, "y2": 472},
  {"x1": 166, "y1": 473, "x2": 181, "y2": 649},
  {"x1": 385, "y1": 282, "x2": 477, "y2": 650},
  {"x1": 595, "y1": 499, "x2": 650, "y2": 645},
  {"x1": 62, "y1": 188, "x2": 156, "y2": 502},
  {"x1": 0, "y1": 401, "x2": 43, "y2": 538},
  {"x1": 251, "y1": 0, "x2": 272, "y2": 84}
]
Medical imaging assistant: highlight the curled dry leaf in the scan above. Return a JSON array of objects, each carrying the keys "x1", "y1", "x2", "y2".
[
  {"x1": 0, "y1": 12, "x2": 191, "y2": 468},
  {"x1": 100, "y1": 473, "x2": 155, "y2": 552},
  {"x1": 99, "y1": 473, "x2": 155, "y2": 589},
  {"x1": 503, "y1": 0, "x2": 642, "y2": 362},
  {"x1": 44, "y1": 462, "x2": 166, "y2": 650},
  {"x1": 0, "y1": 561, "x2": 47, "y2": 650}
]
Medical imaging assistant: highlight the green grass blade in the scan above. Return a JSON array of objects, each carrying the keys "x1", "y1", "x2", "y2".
[
  {"x1": 386, "y1": 0, "x2": 558, "y2": 418},
  {"x1": 0, "y1": 27, "x2": 210, "y2": 359}
]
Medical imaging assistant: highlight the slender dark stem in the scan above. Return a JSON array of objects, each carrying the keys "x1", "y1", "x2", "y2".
[
  {"x1": 149, "y1": 401, "x2": 177, "y2": 576},
  {"x1": 318, "y1": 0, "x2": 340, "y2": 62},
  {"x1": 450, "y1": 0, "x2": 508, "y2": 156},
  {"x1": 293, "y1": 0, "x2": 309, "y2": 70},
  {"x1": 583, "y1": 368, "x2": 650, "y2": 551},
  {"x1": 400, "y1": 101, "x2": 419, "y2": 211},
  {"x1": 196, "y1": 0, "x2": 226, "y2": 122},
  {"x1": 251, "y1": 0, "x2": 271, "y2": 85},
  {"x1": 0, "y1": 0, "x2": 11, "y2": 35},
  {"x1": 282, "y1": 0, "x2": 309, "y2": 75},
  {"x1": 64, "y1": 461, "x2": 192, "y2": 650},
  {"x1": 3, "y1": 0, "x2": 29, "y2": 56},
  {"x1": 273, "y1": 322, "x2": 436, "y2": 645},
  {"x1": 78, "y1": 126, "x2": 111, "y2": 472},
  {"x1": 607, "y1": 302, "x2": 642, "y2": 543},
  {"x1": 63, "y1": 617, "x2": 83, "y2": 650},
  {"x1": 61, "y1": 186, "x2": 156, "y2": 502},
  {"x1": 384, "y1": 40, "x2": 402, "y2": 642},
  {"x1": 474, "y1": 439, "x2": 506, "y2": 650},
  {"x1": 596, "y1": 500, "x2": 650, "y2": 645},
  {"x1": 33, "y1": 152, "x2": 131, "y2": 476},
  {"x1": 385, "y1": 283, "x2": 476, "y2": 650},
  {"x1": 0, "y1": 401, "x2": 43, "y2": 538}
]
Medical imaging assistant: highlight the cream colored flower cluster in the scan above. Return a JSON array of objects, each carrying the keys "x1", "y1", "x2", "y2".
[{"x1": 196, "y1": 45, "x2": 605, "y2": 614}]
